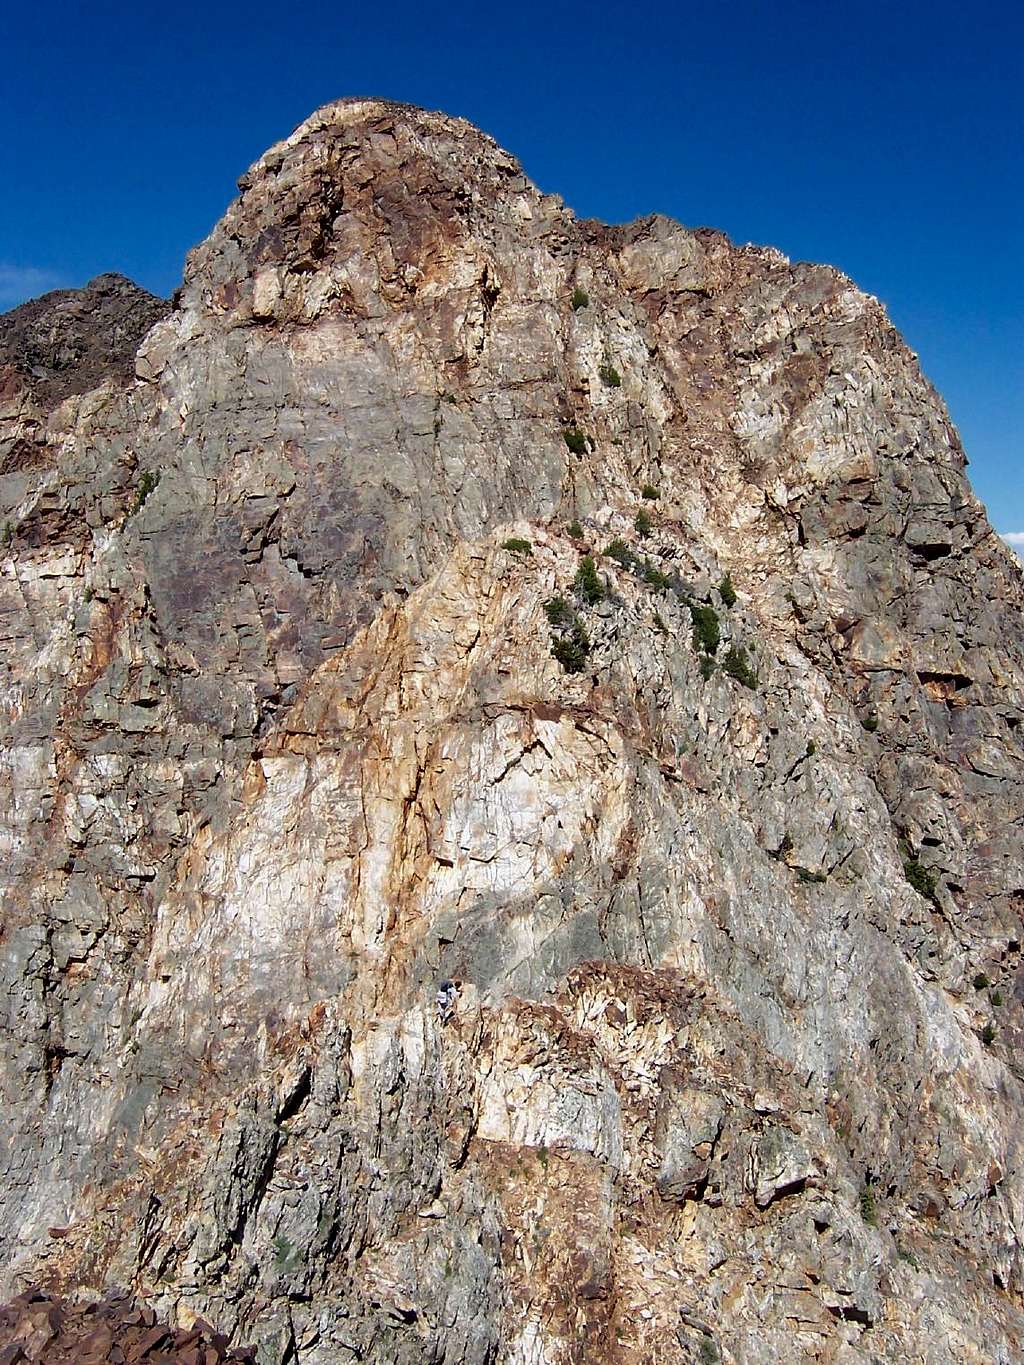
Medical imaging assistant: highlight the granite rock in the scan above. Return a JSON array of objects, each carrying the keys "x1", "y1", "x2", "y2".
[{"x1": 1, "y1": 98, "x2": 1023, "y2": 1363}]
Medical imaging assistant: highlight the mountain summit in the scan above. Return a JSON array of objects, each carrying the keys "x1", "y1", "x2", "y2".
[{"x1": 1, "y1": 99, "x2": 1022, "y2": 1363}]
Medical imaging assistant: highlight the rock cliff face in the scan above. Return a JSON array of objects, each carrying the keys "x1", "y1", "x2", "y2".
[{"x1": 1, "y1": 98, "x2": 1023, "y2": 1363}]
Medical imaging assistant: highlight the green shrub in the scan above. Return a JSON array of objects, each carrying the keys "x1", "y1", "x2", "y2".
[
  {"x1": 982, "y1": 1022, "x2": 997, "y2": 1046},
  {"x1": 544, "y1": 596, "x2": 575, "y2": 627},
  {"x1": 574, "y1": 555, "x2": 606, "y2": 605},
  {"x1": 718, "y1": 572, "x2": 737, "y2": 607},
  {"x1": 571, "y1": 286, "x2": 589, "y2": 311},
  {"x1": 131, "y1": 469, "x2": 160, "y2": 514},
  {"x1": 903, "y1": 856, "x2": 938, "y2": 904},
  {"x1": 699, "y1": 1340, "x2": 720, "y2": 1365},
  {"x1": 563, "y1": 427, "x2": 588, "y2": 455},
  {"x1": 599, "y1": 363, "x2": 621, "y2": 387},
  {"x1": 859, "y1": 1185, "x2": 877, "y2": 1226},
  {"x1": 604, "y1": 539, "x2": 635, "y2": 569},
  {"x1": 992, "y1": 989, "x2": 1004, "y2": 1007},
  {"x1": 723, "y1": 644, "x2": 758, "y2": 690},
  {"x1": 568, "y1": 519, "x2": 584, "y2": 539},
  {"x1": 0, "y1": 521, "x2": 12, "y2": 547},
  {"x1": 806, "y1": 740, "x2": 817, "y2": 756},
  {"x1": 652, "y1": 612, "x2": 668, "y2": 635},
  {"x1": 689, "y1": 602, "x2": 720, "y2": 656},
  {"x1": 862, "y1": 710, "x2": 878, "y2": 733},
  {"x1": 552, "y1": 621, "x2": 591, "y2": 673},
  {"x1": 634, "y1": 508, "x2": 653, "y2": 538},
  {"x1": 642, "y1": 560, "x2": 671, "y2": 589},
  {"x1": 641, "y1": 484, "x2": 660, "y2": 501},
  {"x1": 973, "y1": 972, "x2": 991, "y2": 990},
  {"x1": 501, "y1": 537, "x2": 532, "y2": 555},
  {"x1": 699, "y1": 656, "x2": 716, "y2": 681}
]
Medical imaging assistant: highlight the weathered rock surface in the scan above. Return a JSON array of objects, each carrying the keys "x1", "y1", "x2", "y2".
[
  {"x1": 1, "y1": 97, "x2": 1023, "y2": 1363},
  {"x1": 0, "y1": 1287, "x2": 256, "y2": 1362}
]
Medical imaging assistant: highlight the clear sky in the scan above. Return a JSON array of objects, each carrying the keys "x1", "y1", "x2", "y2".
[{"x1": 2, "y1": 0, "x2": 1020, "y2": 534}]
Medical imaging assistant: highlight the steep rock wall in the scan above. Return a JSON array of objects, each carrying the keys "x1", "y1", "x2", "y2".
[{"x1": 1, "y1": 98, "x2": 1023, "y2": 1363}]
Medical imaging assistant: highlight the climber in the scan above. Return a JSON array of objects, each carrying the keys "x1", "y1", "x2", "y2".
[{"x1": 436, "y1": 978, "x2": 459, "y2": 1024}]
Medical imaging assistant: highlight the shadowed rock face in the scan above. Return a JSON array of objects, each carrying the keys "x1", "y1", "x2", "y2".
[
  {"x1": 0, "y1": 272, "x2": 169, "y2": 411},
  {"x1": 1, "y1": 97, "x2": 1023, "y2": 1363}
]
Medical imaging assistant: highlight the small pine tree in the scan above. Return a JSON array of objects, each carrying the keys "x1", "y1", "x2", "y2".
[
  {"x1": 689, "y1": 603, "x2": 720, "y2": 656},
  {"x1": 574, "y1": 556, "x2": 606, "y2": 605},
  {"x1": 551, "y1": 621, "x2": 591, "y2": 673},
  {"x1": 544, "y1": 596, "x2": 575, "y2": 628},
  {"x1": 722, "y1": 644, "x2": 758, "y2": 689}
]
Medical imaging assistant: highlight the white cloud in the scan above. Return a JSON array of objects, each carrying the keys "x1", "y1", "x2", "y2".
[
  {"x1": 1000, "y1": 532, "x2": 1024, "y2": 554},
  {"x1": 0, "y1": 263, "x2": 67, "y2": 309}
]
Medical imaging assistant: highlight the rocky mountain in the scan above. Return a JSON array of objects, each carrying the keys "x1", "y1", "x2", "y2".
[{"x1": 1, "y1": 97, "x2": 1023, "y2": 1363}]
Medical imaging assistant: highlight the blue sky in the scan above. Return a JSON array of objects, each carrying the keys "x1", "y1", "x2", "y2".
[{"x1": 2, "y1": 0, "x2": 1020, "y2": 533}]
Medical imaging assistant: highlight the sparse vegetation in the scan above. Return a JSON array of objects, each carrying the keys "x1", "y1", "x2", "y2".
[
  {"x1": 599, "y1": 363, "x2": 622, "y2": 387},
  {"x1": 501, "y1": 537, "x2": 532, "y2": 555},
  {"x1": 699, "y1": 656, "x2": 716, "y2": 681},
  {"x1": 641, "y1": 483, "x2": 660, "y2": 501},
  {"x1": 973, "y1": 972, "x2": 991, "y2": 990},
  {"x1": 806, "y1": 740, "x2": 817, "y2": 757},
  {"x1": 546, "y1": 594, "x2": 592, "y2": 673},
  {"x1": 574, "y1": 555, "x2": 606, "y2": 605},
  {"x1": 571, "y1": 286, "x2": 590, "y2": 311},
  {"x1": 718, "y1": 572, "x2": 737, "y2": 607},
  {"x1": 0, "y1": 521, "x2": 12, "y2": 547},
  {"x1": 859, "y1": 1184, "x2": 877, "y2": 1226},
  {"x1": 642, "y1": 560, "x2": 671, "y2": 590},
  {"x1": 723, "y1": 644, "x2": 758, "y2": 689},
  {"x1": 897, "y1": 1247, "x2": 919, "y2": 1271},
  {"x1": 634, "y1": 508, "x2": 653, "y2": 538},
  {"x1": 562, "y1": 426, "x2": 588, "y2": 455},
  {"x1": 131, "y1": 469, "x2": 160, "y2": 515},
  {"x1": 699, "y1": 1339, "x2": 721, "y2": 1365},
  {"x1": 544, "y1": 596, "x2": 575, "y2": 628},
  {"x1": 992, "y1": 989, "x2": 1004, "y2": 1007},
  {"x1": 983, "y1": 1022, "x2": 997, "y2": 1046},
  {"x1": 862, "y1": 710, "x2": 878, "y2": 733},
  {"x1": 568, "y1": 519, "x2": 584, "y2": 539},
  {"x1": 689, "y1": 602, "x2": 720, "y2": 656},
  {"x1": 797, "y1": 867, "x2": 827, "y2": 884},
  {"x1": 652, "y1": 612, "x2": 668, "y2": 635},
  {"x1": 551, "y1": 622, "x2": 591, "y2": 674},
  {"x1": 903, "y1": 854, "x2": 938, "y2": 904},
  {"x1": 604, "y1": 538, "x2": 636, "y2": 570}
]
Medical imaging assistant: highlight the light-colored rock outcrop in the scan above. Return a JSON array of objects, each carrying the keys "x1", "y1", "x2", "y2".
[{"x1": 1, "y1": 98, "x2": 1023, "y2": 1362}]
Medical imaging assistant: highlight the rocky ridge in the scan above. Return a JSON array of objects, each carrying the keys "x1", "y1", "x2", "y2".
[{"x1": 1, "y1": 97, "x2": 1023, "y2": 1362}]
